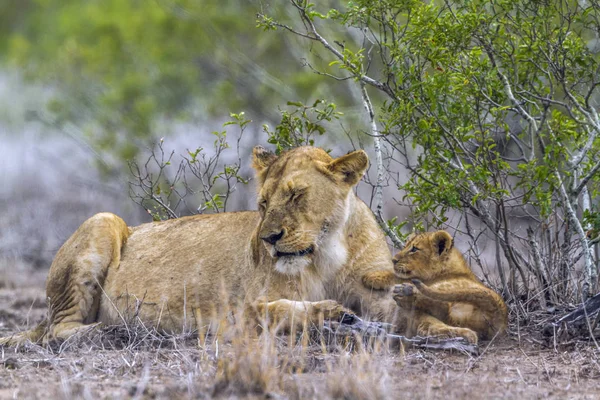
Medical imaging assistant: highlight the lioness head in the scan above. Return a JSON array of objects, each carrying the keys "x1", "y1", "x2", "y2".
[
  {"x1": 252, "y1": 146, "x2": 368, "y2": 275},
  {"x1": 392, "y1": 230, "x2": 454, "y2": 281}
]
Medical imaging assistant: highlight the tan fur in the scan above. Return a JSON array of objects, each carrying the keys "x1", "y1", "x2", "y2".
[
  {"x1": 364, "y1": 230, "x2": 508, "y2": 344},
  {"x1": 1, "y1": 146, "x2": 398, "y2": 346}
]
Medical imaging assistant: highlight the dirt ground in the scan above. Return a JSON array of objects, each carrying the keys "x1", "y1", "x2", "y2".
[{"x1": 1, "y1": 271, "x2": 600, "y2": 399}]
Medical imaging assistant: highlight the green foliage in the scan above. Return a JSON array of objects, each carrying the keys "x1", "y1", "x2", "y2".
[
  {"x1": 279, "y1": 0, "x2": 600, "y2": 228},
  {"x1": 260, "y1": 1, "x2": 600, "y2": 298},
  {"x1": 385, "y1": 216, "x2": 413, "y2": 243},
  {"x1": 584, "y1": 208, "x2": 600, "y2": 238},
  {"x1": 263, "y1": 99, "x2": 341, "y2": 154}
]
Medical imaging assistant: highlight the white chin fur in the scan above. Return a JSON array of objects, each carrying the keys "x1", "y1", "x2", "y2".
[
  {"x1": 275, "y1": 256, "x2": 311, "y2": 276},
  {"x1": 314, "y1": 230, "x2": 348, "y2": 275},
  {"x1": 312, "y1": 194, "x2": 351, "y2": 275}
]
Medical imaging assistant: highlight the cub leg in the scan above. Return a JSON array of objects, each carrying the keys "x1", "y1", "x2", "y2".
[
  {"x1": 44, "y1": 213, "x2": 130, "y2": 342},
  {"x1": 415, "y1": 314, "x2": 478, "y2": 344},
  {"x1": 411, "y1": 279, "x2": 505, "y2": 314},
  {"x1": 392, "y1": 283, "x2": 450, "y2": 322},
  {"x1": 411, "y1": 279, "x2": 508, "y2": 335}
]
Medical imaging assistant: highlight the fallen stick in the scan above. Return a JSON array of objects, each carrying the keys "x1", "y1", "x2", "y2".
[
  {"x1": 553, "y1": 292, "x2": 600, "y2": 326},
  {"x1": 542, "y1": 292, "x2": 600, "y2": 339},
  {"x1": 321, "y1": 314, "x2": 479, "y2": 355}
]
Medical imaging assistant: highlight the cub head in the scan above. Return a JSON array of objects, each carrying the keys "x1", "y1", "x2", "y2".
[
  {"x1": 392, "y1": 230, "x2": 454, "y2": 282},
  {"x1": 252, "y1": 146, "x2": 368, "y2": 275}
]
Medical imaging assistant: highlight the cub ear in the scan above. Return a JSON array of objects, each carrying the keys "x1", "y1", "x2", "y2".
[
  {"x1": 432, "y1": 230, "x2": 453, "y2": 257},
  {"x1": 252, "y1": 146, "x2": 278, "y2": 173},
  {"x1": 327, "y1": 150, "x2": 369, "y2": 186}
]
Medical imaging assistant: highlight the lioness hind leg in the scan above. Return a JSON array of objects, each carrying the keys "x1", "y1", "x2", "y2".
[
  {"x1": 44, "y1": 213, "x2": 130, "y2": 342},
  {"x1": 416, "y1": 314, "x2": 478, "y2": 344}
]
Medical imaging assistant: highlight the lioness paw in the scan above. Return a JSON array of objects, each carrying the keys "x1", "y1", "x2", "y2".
[
  {"x1": 434, "y1": 328, "x2": 479, "y2": 345},
  {"x1": 251, "y1": 296, "x2": 270, "y2": 312},
  {"x1": 314, "y1": 300, "x2": 355, "y2": 321}
]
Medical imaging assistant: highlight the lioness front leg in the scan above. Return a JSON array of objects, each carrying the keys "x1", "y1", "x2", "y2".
[
  {"x1": 251, "y1": 298, "x2": 354, "y2": 334},
  {"x1": 362, "y1": 270, "x2": 397, "y2": 290}
]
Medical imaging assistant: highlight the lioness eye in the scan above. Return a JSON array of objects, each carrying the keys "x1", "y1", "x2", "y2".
[
  {"x1": 258, "y1": 199, "x2": 267, "y2": 211},
  {"x1": 290, "y1": 190, "x2": 304, "y2": 202},
  {"x1": 410, "y1": 246, "x2": 419, "y2": 253}
]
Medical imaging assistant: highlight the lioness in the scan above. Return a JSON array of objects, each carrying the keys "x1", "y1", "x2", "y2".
[
  {"x1": 1, "y1": 146, "x2": 398, "y2": 346},
  {"x1": 363, "y1": 230, "x2": 507, "y2": 344}
]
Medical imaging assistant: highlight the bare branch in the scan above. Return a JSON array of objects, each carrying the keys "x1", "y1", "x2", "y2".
[
  {"x1": 572, "y1": 158, "x2": 600, "y2": 197},
  {"x1": 359, "y1": 81, "x2": 403, "y2": 248},
  {"x1": 554, "y1": 170, "x2": 596, "y2": 297}
]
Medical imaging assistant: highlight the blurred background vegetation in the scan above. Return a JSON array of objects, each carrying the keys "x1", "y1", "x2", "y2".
[
  {"x1": 0, "y1": 0, "x2": 363, "y2": 165},
  {"x1": 0, "y1": 0, "x2": 370, "y2": 272}
]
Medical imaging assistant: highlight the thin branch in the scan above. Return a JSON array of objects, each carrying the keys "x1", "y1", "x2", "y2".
[
  {"x1": 359, "y1": 81, "x2": 403, "y2": 248},
  {"x1": 289, "y1": 0, "x2": 398, "y2": 100},
  {"x1": 572, "y1": 158, "x2": 600, "y2": 197},
  {"x1": 302, "y1": 59, "x2": 354, "y2": 81}
]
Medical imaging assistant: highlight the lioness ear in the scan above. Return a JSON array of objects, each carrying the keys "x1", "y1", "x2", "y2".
[
  {"x1": 432, "y1": 230, "x2": 453, "y2": 257},
  {"x1": 252, "y1": 146, "x2": 278, "y2": 173},
  {"x1": 327, "y1": 150, "x2": 369, "y2": 186}
]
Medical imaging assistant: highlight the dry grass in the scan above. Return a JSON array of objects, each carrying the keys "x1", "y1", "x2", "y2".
[
  {"x1": 0, "y1": 312, "x2": 396, "y2": 399},
  {"x1": 2, "y1": 267, "x2": 600, "y2": 399}
]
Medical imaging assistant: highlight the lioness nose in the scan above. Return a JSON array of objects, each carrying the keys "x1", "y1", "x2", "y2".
[{"x1": 261, "y1": 230, "x2": 284, "y2": 245}]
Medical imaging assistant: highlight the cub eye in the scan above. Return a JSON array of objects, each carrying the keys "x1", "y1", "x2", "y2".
[{"x1": 409, "y1": 246, "x2": 419, "y2": 253}]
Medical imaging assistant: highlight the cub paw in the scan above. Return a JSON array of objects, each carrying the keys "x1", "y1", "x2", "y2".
[
  {"x1": 433, "y1": 328, "x2": 478, "y2": 345},
  {"x1": 457, "y1": 328, "x2": 479, "y2": 345},
  {"x1": 393, "y1": 283, "x2": 415, "y2": 297},
  {"x1": 0, "y1": 335, "x2": 21, "y2": 348},
  {"x1": 393, "y1": 283, "x2": 416, "y2": 308},
  {"x1": 362, "y1": 271, "x2": 396, "y2": 290},
  {"x1": 411, "y1": 279, "x2": 424, "y2": 289}
]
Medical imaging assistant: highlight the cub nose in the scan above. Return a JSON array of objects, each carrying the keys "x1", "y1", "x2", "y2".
[{"x1": 261, "y1": 230, "x2": 284, "y2": 245}]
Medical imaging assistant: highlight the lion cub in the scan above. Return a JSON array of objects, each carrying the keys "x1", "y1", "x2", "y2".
[{"x1": 363, "y1": 230, "x2": 507, "y2": 344}]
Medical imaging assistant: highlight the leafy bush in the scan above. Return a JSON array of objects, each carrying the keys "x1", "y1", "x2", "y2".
[{"x1": 257, "y1": 0, "x2": 600, "y2": 302}]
